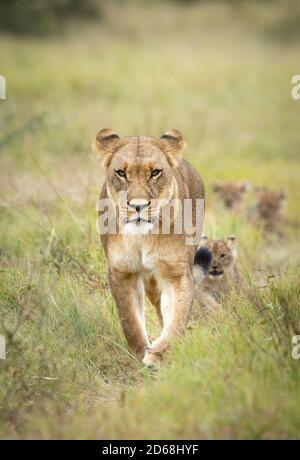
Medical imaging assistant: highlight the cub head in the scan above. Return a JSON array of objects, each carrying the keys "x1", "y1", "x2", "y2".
[
  {"x1": 254, "y1": 187, "x2": 286, "y2": 219},
  {"x1": 95, "y1": 128, "x2": 185, "y2": 234},
  {"x1": 193, "y1": 236, "x2": 237, "y2": 282},
  {"x1": 212, "y1": 181, "x2": 249, "y2": 209}
]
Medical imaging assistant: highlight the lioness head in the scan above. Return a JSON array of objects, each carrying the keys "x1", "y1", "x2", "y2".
[
  {"x1": 212, "y1": 181, "x2": 249, "y2": 209},
  {"x1": 194, "y1": 235, "x2": 238, "y2": 281},
  {"x1": 95, "y1": 128, "x2": 185, "y2": 234}
]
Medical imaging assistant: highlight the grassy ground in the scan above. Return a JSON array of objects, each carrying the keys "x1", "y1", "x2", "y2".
[{"x1": 0, "y1": 1, "x2": 300, "y2": 439}]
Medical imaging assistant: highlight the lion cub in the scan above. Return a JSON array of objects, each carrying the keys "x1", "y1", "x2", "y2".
[
  {"x1": 249, "y1": 187, "x2": 286, "y2": 232},
  {"x1": 212, "y1": 181, "x2": 249, "y2": 210},
  {"x1": 193, "y1": 236, "x2": 240, "y2": 312}
]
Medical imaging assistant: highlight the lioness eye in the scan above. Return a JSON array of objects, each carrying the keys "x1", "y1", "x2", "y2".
[
  {"x1": 220, "y1": 253, "x2": 226, "y2": 258},
  {"x1": 116, "y1": 170, "x2": 126, "y2": 178},
  {"x1": 151, "y1": 169, "x2": 162, "y2": 178}
]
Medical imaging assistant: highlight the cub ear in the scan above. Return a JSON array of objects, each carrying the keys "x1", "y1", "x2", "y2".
[
  {"x1": 240, "y1": 181, "x2": 251, "y2": 193},
  {"x1": 199, "y1": 235, "x2": 209, "y2": 246},
  {"x1": 227, "y1": 235, "x2": 238, "y2": 248},
  {"x1": 94, "y1": 128, "x2": 121, "y2": 167},
  {"x1": 212, "y1": 182, "x2": 222, "y2": 193},
  {"x1": 254, "y1": 186, "x2": 268, "y2": 195},
  {"x1": 279, "y1": 190, "x2": 286, "y2": 201},
  {"x1": 160, "y1": 129, "x2": 186, "y2": 164}
]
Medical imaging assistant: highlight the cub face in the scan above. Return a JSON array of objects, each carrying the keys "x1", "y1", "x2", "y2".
[
  {"x1": 95, "y1": 128, "x2": 185, "y2": 234},
  {"x1": 253, "y1": 187, "x2": 286, "y2": 220},
  {"x1": 194, "y1": 236, "x2": 237, "y2": 281},
  {"x1": 212, "y1": 181, "x2": 249, "y2": 209}
]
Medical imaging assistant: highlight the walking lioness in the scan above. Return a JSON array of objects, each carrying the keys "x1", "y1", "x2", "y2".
[{"x1": 95, "y1": 128, "x2": 205, "y2": 368}]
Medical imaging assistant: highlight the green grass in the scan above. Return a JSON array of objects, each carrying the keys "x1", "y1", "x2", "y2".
[{"x1": 0, "y1": 1, "x2": 300, "y2": 439}]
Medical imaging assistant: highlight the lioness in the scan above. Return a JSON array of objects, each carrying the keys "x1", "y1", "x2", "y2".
[
  {"x1": 212, "y1": 181, "x2": 249, "y2": 210},
  {"x1": 95, "y1": 128, "x2": 205, "y2": 368},
  {"x1": 193, "y1": 236, "x2": 240, "y2": 312}
]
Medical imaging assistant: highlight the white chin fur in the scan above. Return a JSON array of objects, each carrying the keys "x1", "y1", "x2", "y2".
[
  {"x1": 208, "y1": 273, "x2": 224, "y2": 280},
  {"x1": 192, "y1": 265, "x2": 205, "y2": 284},
  {"x1": 123, "y1": 221, "x2": 154, "y2": 235}
]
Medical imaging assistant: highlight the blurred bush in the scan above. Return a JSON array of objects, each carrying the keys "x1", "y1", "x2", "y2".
[{"x1": 0, "y1": 0, "x2": 102, "y2": 35}]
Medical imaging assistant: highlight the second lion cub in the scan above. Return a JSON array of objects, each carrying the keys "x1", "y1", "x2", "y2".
[{"x1": 193, "y1": 236, "x2": 240, "y2": 312}]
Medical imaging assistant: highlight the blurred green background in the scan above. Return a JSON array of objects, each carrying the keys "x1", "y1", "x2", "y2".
[{"x1": 0, "y1": 0, "x2": 299, "y2": 439}]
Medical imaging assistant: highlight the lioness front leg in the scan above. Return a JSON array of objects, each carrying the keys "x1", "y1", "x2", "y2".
[
  {"x1": 143, "y1": 273, "x2": 193, "y2": 368},
  {"x1": 109, "y1": 269, "x2": 150, "y2": 361},
  {"x1": 143, "y1": 274, "x2": 163, "y2": 326}
]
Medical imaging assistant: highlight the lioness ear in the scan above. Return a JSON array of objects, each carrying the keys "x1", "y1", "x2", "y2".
[
  {"x1": 94, "y1": 128, "x2": 120, "y2": 167},
  {"x1": 160, "y1": 129, "x2": 185, "y2": 165}
]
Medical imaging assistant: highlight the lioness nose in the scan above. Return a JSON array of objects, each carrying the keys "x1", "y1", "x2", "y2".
[{"x1": 127, "y1": 200, "x2": 150, "y2": 213}]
